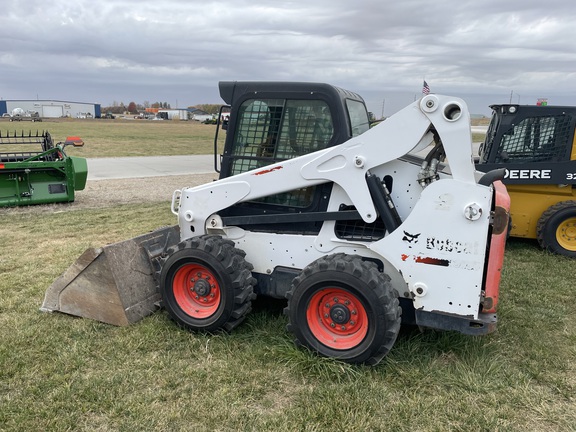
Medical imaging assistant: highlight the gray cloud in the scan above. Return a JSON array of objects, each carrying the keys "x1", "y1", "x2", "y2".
[{"x1": 1, "y1": 0, "x2": 575, "y2": 115}]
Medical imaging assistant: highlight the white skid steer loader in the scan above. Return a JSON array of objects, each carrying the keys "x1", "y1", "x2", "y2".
[{"x1": 43, "y1": 82, "x2": 510, "y2": 365}]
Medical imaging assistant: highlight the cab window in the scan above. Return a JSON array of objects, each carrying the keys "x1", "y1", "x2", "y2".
[
  {"x1": 229, "y1": 98, "x2": 334, "y2": 207},
  {"x1": 496, "y1": 115, "x2": 571, "y2": 163},
  {"x1": 346, "y1": 99, "x2": 370, "y2": 137}
]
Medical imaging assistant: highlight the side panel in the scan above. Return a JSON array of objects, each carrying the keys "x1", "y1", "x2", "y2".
[
  {"x1": 0, "y1": 162, "x2": 74, "y2": 206},
  {"x1": 0, "y1": 148, "x2": 87, "y2": 206},
  {"x1": 482, "y1": 181, "x2": 510, "y2": 313},
  {"x1": 571, "y1": 126, "x2": 576, "y2": 161},
  {"x1": 479, "y1": 161, "x2": 576, "y2": 185},
  {"x1": 506, "y1": 184, "x2": 576, "y2": 238},
  {"x1": 370, "y1": 179, "x2": 493, "y2": 320}
]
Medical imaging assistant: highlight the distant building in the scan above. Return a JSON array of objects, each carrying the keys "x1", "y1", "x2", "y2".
[
  {"x1": 156, "y1": 108, "x2": 190, "y2": 121},
  {"x1": 0, "y1": 100, "x2": 101, "y2": 118},
  {"x1": 189, "y1": 108, "x2": 214, "y2": 122}
]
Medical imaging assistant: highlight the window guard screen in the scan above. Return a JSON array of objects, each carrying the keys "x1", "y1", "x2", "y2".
[
  {"x1": 496, "y1": 114, "x2": 572, "y2": 163},
  {"x1": 229, "y1": 98, "x2": 334, "y2": 207}
]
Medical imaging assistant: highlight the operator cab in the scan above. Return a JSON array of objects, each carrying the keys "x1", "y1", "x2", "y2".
[
  {"x1": 214, "y1": 81, "x2": 371, "y2": 234},
  {"x1": 477, "y1": 104, "x2": 576, "y2": 183},
  {"x1": 216, "y1": 81, "x2": 370, "y2": 177}
]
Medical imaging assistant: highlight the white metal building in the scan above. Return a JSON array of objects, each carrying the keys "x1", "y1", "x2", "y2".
[
  {"x1": 156, "y1": 108, "x2": 190, "y2": 121},
  {"x1": 0, "y1": 100, "x2": 101, "y2": 118}
]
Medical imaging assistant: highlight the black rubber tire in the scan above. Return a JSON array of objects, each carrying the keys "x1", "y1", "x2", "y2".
[
  {"x1": 536, "y1": 201, "x2": 576, "y2": 258},
  {"x1": 159, "y1": 235, "x2": 256, "y2": 332},
  {"x1": 284, "y1": 254, "x2": 401, "y2": 365}
]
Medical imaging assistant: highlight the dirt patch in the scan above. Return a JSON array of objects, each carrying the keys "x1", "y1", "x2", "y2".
[
  {"x1": 79, "y1": 173, "x2": 217, "y2": 208},
  {"x1": 0, "y1": 173, "x2": 217, "y2": 215}
]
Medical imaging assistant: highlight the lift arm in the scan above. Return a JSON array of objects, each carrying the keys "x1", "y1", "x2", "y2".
[{"x1": 175, "y1": 95, "x2": 476, "y2": 240}]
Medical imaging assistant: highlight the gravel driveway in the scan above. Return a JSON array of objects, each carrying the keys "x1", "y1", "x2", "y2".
[{"x1": 0, "y1": 173, "x2": 217, "y2": 215}]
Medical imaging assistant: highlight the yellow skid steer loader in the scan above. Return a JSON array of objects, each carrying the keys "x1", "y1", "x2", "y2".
[{"x1": 476, "y1": 103, "x2": 576, "y2": 257}]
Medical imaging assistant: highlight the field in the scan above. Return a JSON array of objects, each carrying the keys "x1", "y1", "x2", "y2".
[
  {"x1": 0, "y1": 119, "x2": 575, "y2": 431},
  {"x1": 0, "y1": 118, "x2": 222, "y2": 158},
  {"x1": 0, "y1": 117, "x2": 487, "y2": 159}
]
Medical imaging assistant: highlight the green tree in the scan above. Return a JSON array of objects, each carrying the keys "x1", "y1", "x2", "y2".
[{"x1": 191, "y1": 104, "x2": 221, "y2": 114}]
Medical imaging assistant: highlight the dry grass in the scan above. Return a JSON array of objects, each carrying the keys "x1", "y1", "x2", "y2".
[{"x1": 0, "y1": 118, "x2": 224, "y2": 158}]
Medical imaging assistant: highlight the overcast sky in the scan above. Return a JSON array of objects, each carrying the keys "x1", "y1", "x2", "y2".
[{"x1": 1, "y1": 0, "x2": 575, "y2": 116}]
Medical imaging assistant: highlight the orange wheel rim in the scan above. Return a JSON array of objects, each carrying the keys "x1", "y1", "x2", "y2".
[
  {"x1": 306, "y1": 287, "x2": 368, "y2": 350},
  {"x1": 556, "y1": 217, "x2": 576, "y2": 251},
  {"x1": 173, "y1": 263, "x2": 221, "y2": 318}
]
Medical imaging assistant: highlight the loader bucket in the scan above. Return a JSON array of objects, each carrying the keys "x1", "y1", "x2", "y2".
[{"x1": 41, "y1": 225, "x2": 180, "y2": 326}]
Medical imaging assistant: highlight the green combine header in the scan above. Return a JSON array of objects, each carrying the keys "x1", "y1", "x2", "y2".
[{"x1": 0, "y1": 130, "x2": 87, "y2": 207}]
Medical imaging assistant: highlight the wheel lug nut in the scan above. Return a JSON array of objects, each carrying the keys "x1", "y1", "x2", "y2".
[
  {"x1": 341, "y1": 326, "x2": 346, "y2": 330},
  {"x1": 324, "y1": 314, "x2": 329, "y2": 318},
  {"x1": 351, "y1": 310, "x2": 357, "y2": 315},
  {"x1": 330, "y1": 322, "x2": 335, "y2": 328},
  {"x1": 344, "y1": 300, "x2": 350, "y2": 305},
  {"x1": 350, "y1": 320, "x2": 355, "y2": 325},
  {"x1": 333, "y1": 297, "x2": 339, "y2": 303},
  {"x1": 325, "y1": 303, "x2": 330, "y2": 308},
  {"x1": 195, "y1": 295, "x2": 199, "y2": 299}
]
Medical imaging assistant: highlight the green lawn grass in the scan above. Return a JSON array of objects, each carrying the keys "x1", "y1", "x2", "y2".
[{"x1": 1, "y1": 202, "x2": 575, "y2": 431}]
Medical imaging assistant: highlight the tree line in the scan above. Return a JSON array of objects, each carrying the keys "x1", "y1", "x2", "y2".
[
  {"x1": 102, "y1": 101, "x2": 171, "y2": 114},
  {"x1": 102, "y1": 101, "x2": 221, "y2": 115}
]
